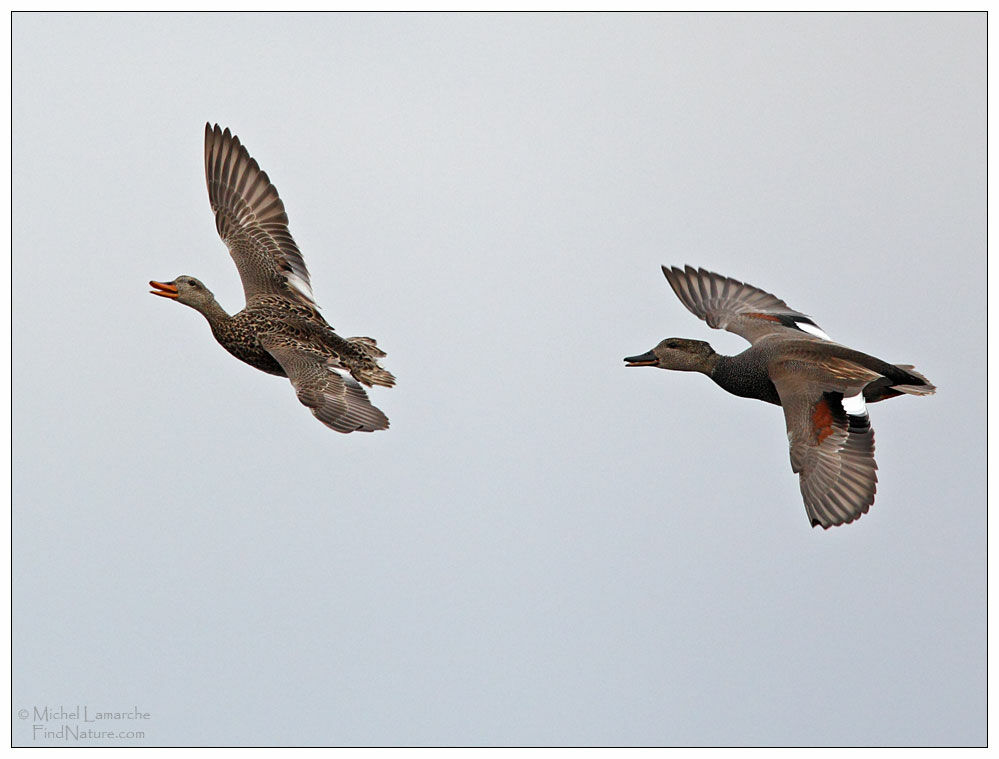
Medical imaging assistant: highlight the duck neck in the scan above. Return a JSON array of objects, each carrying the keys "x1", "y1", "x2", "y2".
[
  {"x1": 707, "y1": 353, "x2": 741, "y2": 395},
  {"x1": 709, "y1": 351, "x2": 781, "y2": 405},
  {"x1": 703, "y1": 350, "x2": 725, "y2": 378},
  {"x1": 193, "y1": 298, "x2": 233, "y2": 332},
  {"x1": 691, "y1": 347, "x2": 723, "y2": 377}
]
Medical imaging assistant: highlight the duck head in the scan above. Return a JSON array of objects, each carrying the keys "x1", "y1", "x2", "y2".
[
  {"x1": 149, "y1": 276, "x2": 218, "y2": 312},
  {"x1": 624, "y1": 338, "x2": 717, "y2": 373}
]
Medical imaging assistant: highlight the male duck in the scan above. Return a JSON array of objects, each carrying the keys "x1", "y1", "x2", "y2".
[
  {"x1": 150, "y1": 124, "x2": 394, "y2": 433},
  {"x1": 625, "y1": 266, "x2": 934, "y2": 529}
]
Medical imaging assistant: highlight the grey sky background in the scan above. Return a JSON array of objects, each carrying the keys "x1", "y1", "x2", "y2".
[{"x1": 12, "y1": 13, "x2": 984, "y2": 747}]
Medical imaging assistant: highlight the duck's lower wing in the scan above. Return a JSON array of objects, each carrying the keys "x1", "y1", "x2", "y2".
[
  {"x1": 773, "y1": 381, "x2": 878, "y2": 529},
  {"x1": 259, "y1": 335, "x2": 389, "y2": 433}
]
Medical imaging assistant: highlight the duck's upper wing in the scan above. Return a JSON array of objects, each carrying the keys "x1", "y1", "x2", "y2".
[
  {"x1": 205, "y1": 123, "x2": 317, "y2": 308},
  {"x1": 770, "y1": 369, "x2": 878, "y2": 529},
  {"x1": 662, "y1": 266, "x2": 831, "y2": 345},
  {"x1": 258, "y1": 333, "x2": 389, "y2": 433}
]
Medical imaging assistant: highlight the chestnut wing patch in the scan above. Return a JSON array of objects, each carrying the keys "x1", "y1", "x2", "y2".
[
  {"x1": 811, "y1": 396, "x2": 837, "y2": 445},
  {"x1": 778, "y1": 388, "x2": 878, "y2": 529}
]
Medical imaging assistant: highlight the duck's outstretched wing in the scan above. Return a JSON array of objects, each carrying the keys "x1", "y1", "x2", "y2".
[
  {"x1": 662, "y1": 266, "x2": 831, "y2": 345},
  {"x1": 771, "y1": 373, "x2": 878, "y2": 529},
  {"x1": 258, "y1": 334, "x2": 389, "y2": 433},
  {"x1": 205, "y1": 123, "x2": 317, "y2": 308}
]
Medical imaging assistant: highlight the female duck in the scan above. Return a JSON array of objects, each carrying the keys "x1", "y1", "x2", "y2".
[{"x1": 150, "y1": 124, "x2": 394, "y2": 433}]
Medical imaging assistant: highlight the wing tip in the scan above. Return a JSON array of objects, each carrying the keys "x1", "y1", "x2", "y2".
[{"x1": 806, "y1": 489, "x2": 875, "y2": 529}]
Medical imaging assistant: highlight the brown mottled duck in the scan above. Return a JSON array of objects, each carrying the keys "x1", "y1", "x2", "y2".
[
  {"x1": 150, "y1": 124, "x2": 394, "y2": 433},
  {"x1": 624, "y1": 266, "x2": 934, "y2": 529}
]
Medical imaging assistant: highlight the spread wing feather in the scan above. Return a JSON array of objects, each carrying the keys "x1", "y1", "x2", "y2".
[
  {"x1": 773, "y1": 381, "x2": 877, "y2": 529},
  {"x1": 662, "y1": 266, "x2": 828, "y2": 344},
  {"x1": 258, "y1": 334, "x2": 389, "y2": 433},
  {"x1": 205, "y1": 123, "x2": 317, "y2": 308}
]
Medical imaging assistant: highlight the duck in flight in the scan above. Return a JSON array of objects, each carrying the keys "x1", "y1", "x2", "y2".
[
  {"x1": 624, "y1": 266, "x2": 934, "y2": 528},
  {"x1": 150, "y1": 124, "x2": 394, "y2": 433}
]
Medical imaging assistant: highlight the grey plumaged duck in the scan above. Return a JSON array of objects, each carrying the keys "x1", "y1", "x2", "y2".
[
  {"x1": 624, "y1": 266, "x2": 934, "y2": 529},
  {"x1": 150, "y1": 124, "x2": 394, "y2": 433}
]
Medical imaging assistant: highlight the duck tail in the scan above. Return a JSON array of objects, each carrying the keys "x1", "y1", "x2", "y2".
[
  {"x1": 346, "y1": 336, "x2": 387, "y2": 358},
  {"x1": 364, "y1": 365, "x2": 396, "y2": 388},
  {"x1": 890, "y1": 364, "x2": 936, "y2": 396},
  {"x1": 330, "y1": 337, "x2": 396, "y2": 389},
  {"x1": 863, "y1": 364, "x2": 936, "y2": 403}
]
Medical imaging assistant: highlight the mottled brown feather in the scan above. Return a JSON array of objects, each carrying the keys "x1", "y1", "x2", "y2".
[
  {"x1": 150, "y1": 126, "x2": 393, "y2": 434},
  {"x1": 205, "y1": 123, "x2": 316, "y2": 308}
]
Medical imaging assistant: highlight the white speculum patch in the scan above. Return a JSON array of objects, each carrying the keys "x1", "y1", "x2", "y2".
[
  {"x1": 841, "y1": 393, "x2": 868, "y2": 417},
  {"x1": 795, "y1": 321, "x2": 833, "y2": 341},
  {"x1": 287, "y1": 273, "x2": 315, "y2": 301}
]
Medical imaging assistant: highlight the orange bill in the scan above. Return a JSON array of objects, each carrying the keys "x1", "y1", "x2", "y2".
[{"x1": 149, "y1": 280, "x2": 179, "y2": 298}]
